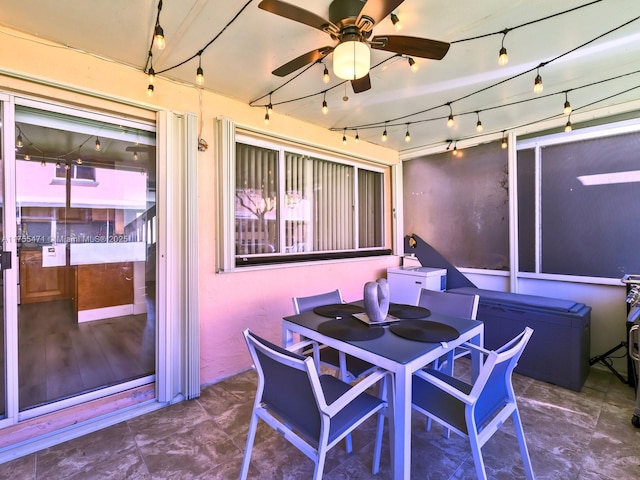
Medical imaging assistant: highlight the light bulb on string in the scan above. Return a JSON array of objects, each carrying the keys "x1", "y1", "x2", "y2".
[
  {"x1": 446, "y1": 103, "x2": 455, "y2": 128},
  {"x1": 381, "y1": 125, "x2": 388, "y2": 142},
  {"x1": 407, "y1": 57, "x2": 418, "y2": 72},
  {"x1": 196, "y1": 54, "x2": 205, "y2": 86},
  {"x1": 322, "y1": 65, "x2": 330, "y2": 84},
  {"x1": 501, "y1": 132, "x2": 508, "y2": 149},
  {"x1": 452, "y1": 142, "x2": 458, "y2": 156},
  {"x1": 95, "y1": 137, "x2": 101, "y2": 151},
  {"x1": 564, "y1": 115, "x2": 572, "y2": 133},
  {"x1": 147, "y1": 59, "x2": 155, "y2": 84},
  {"x1": 267, "y1": 94, "x2": 273, "y2": 115},
  {"x1": 405, "y1": 126, "x2": 411, "y2": 143},
  {"x1": 147, "y1": 84, "x2": 154, "y2": 96},
  {"x1": 154, "y1": 24, "x2": 166, "y2": 50},
  {"x1": 16, "y1": 134, "x2": 23, "y2": 148},
  {"x1": 563, "y1": 92, "x2": 572, "y2": 115},
  {"x1": 533, "y1": 68, "x2": 543, "y2": 94},
  {"x1": 264, "y1": 107, "x2": 270, "y2": 125},
  {"x1": 498, "y1": 31, "x2": 509, "y2": 66},
  {"x1": 322, "y1": 92, "x2": 328, "y2": 114},
  {"x1": 355, "y1": 130, "x2": 359, "y2": 144},
  {"x1": 342, "y1": 129, "x2": 347, "y2": 145},
  {"x1": 475, "y1": 112, "x2": 483, "y2": 132},
  {"x1": 390, "y1": 13, "x2": 402, "y2": 32}
]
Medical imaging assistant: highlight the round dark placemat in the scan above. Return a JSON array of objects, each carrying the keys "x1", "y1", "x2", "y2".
[
  {"x1": 388, "y1": 303, "x2": 431, "y2": 319},
  {"x1": 313, "y1": 304, "x2": 365, "y2": 318},
  {"x1": 390, "y1": 320, "x2": 460, "y2": 343},
  {"x1": 318, "y1": 317, "x2": 385, "y2": 341}
]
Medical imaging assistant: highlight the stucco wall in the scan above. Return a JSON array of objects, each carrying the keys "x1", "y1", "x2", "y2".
[{"x1": 0, "y1": 28, "x2": 400, "y2": 385}]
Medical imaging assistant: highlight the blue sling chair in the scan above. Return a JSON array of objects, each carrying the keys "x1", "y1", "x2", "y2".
[
  {"x1": 240, "y1": 329, "x2": 390, "y2": 480},
  {"x1": 411, "y1": 326, "x2": 535, "y2": 480}
]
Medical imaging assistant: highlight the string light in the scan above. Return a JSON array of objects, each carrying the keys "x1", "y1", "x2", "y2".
[
  {"x1": 134, "y1": 151, "x2": 139, "y2": 161},
  {"x1": 498, "y1": 31, "x2": 509, "y2": 66},
  {"x1": 390, "y1": 13, "x2": 402, "y2": 32},
  {"x1": 16, "y1": 133, "x2": 23, "y2": 148},
  {"x1": 40, "y1": 159, "x2": 46, "y2": 167},
  {"x1": 501, "y1": 131, "x2": 508, "y2": 149},
  {"x1": 355, "y1": 130, "x2": 359, "y2": 143},
  {"x1": 77, "y1": 155, "x2": 83, "y2": 165},
  {"x1": 407, "y1": 57, "x2": 418, "y2": 72},
  {"x1": 533, "y1": 68, "x2": 543, "y2": 94},
  {"x1": 147, "y1": 84, "x2": 154, "y2": 96},
  {"x1": 322, "y1": 64, "x2": 330, "y2": 84},
  {"x1": 154, "y1": 24, "x2": 165, "y2": 50},
  {"x1": 264, "y1": 107, "x2": 270, "y2": 125},
  {"x1": 342, "y1": 128, "x2": 347, "y2": 145},
  {"x1": 563, "y1": 92, "x2": 572, "y2": 115},
  {"x1": 564, "y1": 115, "x2": 573, "y2": 132},
  {"x1": 446, "y1": 103, "x2": 454, "y2": 128},
  {"x1": 196, "y1": 54, "x2": 205, "y2": 86},
  {"x1": 381, "y1": 124, "x2": 388, "y2": 142},
  {"x1": 405, "y1": 125, "x2": 411, "y2": 143},
  {"x1": 24, "y1": 152, "x2": 31, "y2": 161},
  {"x1": 322, "y1": 92, "x2": 328, "y2": 114},
  {"x1": 267, "y1": 94, "x2": 273, "y2": 115},
  {"x1": 475, "y1": 111, "x2": 483, "y2": 132},
  {"x1": 452, "y1": 142, "x2": 458, "y2": 156},
  {"x1": 95, "y1": 137, "x2": 101, "y2": 151}
]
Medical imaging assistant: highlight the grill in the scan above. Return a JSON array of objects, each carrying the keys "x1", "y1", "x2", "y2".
[{"x1": 622, "y1": 274, "x2": 640, "y2": 428}]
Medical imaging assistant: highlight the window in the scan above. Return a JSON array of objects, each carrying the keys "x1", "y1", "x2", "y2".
[
  {"x1": 55, "y1": 164, "x2": 97, "y2": 183},
  {"x1": 518, "y1": 124, "x2": 640, "y2": 278},
  {"x1": 230, "y1": 134, "x2": 386, "y2": 267}
]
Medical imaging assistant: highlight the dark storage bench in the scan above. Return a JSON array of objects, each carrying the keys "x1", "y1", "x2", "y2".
[{"x1": 450, "y1": 287, "x2": 591, "y2": 391}]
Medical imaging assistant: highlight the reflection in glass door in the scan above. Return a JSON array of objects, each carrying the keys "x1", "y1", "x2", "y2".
[
  {"x1": 0, "y1": 102, "x2": 4, "y2": 419},
  {"x1": 15, "y1": 104, "x2": 156, "y2": 413}
]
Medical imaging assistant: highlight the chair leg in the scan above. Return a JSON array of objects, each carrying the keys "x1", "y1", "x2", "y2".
[
  {"x1": 313, "y1": 444, "x2": 328, "y2": 480},
  {"x1": 468, "y1": 431, "x2": 488, "y2": 480},
  {"x1": 372, "y1": 375, "x2": 389, "y2": 475},
  {"x1": 511, "y1": 410, "x2": 535, "y2": 480},
  {"x1": 239, "y1": 412, "x2": 259, "y2": 480}
]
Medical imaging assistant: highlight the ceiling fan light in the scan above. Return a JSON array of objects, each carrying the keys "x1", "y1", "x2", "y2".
[
  {"x1": 498, "y1": 47, "x2": 508, "y2": 66},
  {"x1": 333, "y1": 41, "x2": 370, "y2": 80}
]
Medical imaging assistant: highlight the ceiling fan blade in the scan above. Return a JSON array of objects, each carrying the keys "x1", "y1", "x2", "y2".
[
  {"x1": 371, "y1": 35, "x2": 450, "y2": 60},
  {"x1": 351, "y1": 74, "x2": 372, "y2": 94},
  {"x1": 357, "y1": 0, "x2": 405, "y2": 30},
  {"x1": 272, "y1": 46, "x2": 334, "y2": 77},
  {"x1": 258, "y1": 0, "x2": 335, "y2": 32}
]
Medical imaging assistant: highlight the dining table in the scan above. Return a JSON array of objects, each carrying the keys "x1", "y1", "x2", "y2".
[{"x1": 282, "y1": 301, "x2": 484, "y2": 480}]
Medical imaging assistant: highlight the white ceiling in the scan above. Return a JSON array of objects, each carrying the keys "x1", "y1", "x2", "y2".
[{"x1": 1, "y1": 0, "x2": 640, "y2": 152}]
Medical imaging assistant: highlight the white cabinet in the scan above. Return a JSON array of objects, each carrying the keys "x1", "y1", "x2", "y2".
[{"x1": 387, "y1": 266, "x2": 447, "y2": 305}]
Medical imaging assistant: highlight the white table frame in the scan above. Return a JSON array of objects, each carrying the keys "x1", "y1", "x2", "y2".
[{"x1": 282, "y1": 310, "x2": 484, "y2": 480}]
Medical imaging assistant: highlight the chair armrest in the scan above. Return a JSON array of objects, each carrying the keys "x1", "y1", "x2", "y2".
[
  {"x1": 413, "y1": 369, "x2": 475, "y2": 405},
  {"x1": 323, "y1": 369, "x2": 389, "y2": 417}
]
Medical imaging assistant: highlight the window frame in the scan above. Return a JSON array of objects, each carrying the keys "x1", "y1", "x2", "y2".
[{"x1": 217, "y1": 121, "x2": 390, "y2": 271}]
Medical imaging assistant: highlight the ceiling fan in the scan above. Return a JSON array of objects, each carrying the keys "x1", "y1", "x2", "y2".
[{"x1": 258, "y1": 0, "x2": 450, "y2": 93}]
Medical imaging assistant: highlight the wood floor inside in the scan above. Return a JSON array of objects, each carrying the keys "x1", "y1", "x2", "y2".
[{"x1": 0, "y1": 293, "x2": 156, "y2": 414}]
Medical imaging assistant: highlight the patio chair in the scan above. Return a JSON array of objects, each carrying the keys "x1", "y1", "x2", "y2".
[
  {"x1": 293, "y1": 289, "x2": 377, "y2": 382},
  {"x1": 411, "y1": 327, "x2": 535, "y2": 480},
  {"x1": 417, "y1": 288, "x2": 479, "y2": 373},
  {"x1": 240, "y1": 329, "x2": 389, "y2": 480}
]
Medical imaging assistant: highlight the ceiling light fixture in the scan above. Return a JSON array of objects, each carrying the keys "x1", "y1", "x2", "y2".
[
  {"x1": 475, "y1": 111, "x2": 483, "y2": 132},
  {"x1": 407, "y1": 57, "x2": 418, "y2": 73},
  {"x1": 564, "y1": 92, "x2": 572, "y2": 115},
  {"x1": 95, "y1": 137, "x2": 101, "y2": 151},
  {"x1": 498, "y1": 31, "x2": 509, "y2": 66},
  {"x1": 533, "y1": 68, "x2": 543, "y2": 94},
  {"x1": 322, "y1": 92, "x2": 328, "y2": 114},
  {"x1": 333, "y1": 39, "x2": 370, "y2": 80},
  {"x1": 501, "y1": 131, "x2": 508, "y2": 149},
  {"x1": 322, "y1": 64, "x2": 330, "y2": 84},
  {"x1": 196, "y1": 53, "x2": 205, "y2": 86},
  {"x1": 446, "y1": 103, "x2": 454, "y2": 128},
  {"x1": 390, "y1": 13, "x2": 402, "y2": 32}
]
